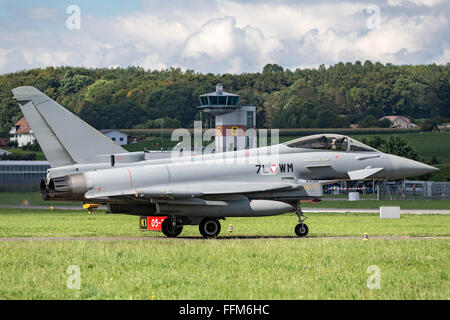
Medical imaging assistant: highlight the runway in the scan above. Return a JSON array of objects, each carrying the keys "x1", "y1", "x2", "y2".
[
  {"x1": 303, "y1": 208, "x2": 450, "y2": 214},
  {"x1": 0, "y1": 235, "x2": 448, "y2": 242},
  {"x1": 1, "y1": 205, "x2": 450, "y2": 214}
]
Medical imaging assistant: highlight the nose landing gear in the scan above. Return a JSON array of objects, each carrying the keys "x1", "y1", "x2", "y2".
[
  {"x1": 199, "y1": 218, "x2": 221, "y2": 238},
  {"x1": 294, "y1": 201, "x2": 309, "y2": 237}
]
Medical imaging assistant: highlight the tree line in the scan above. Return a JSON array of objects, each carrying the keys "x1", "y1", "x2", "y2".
[{"x1": 0, "y1": 61, "x2": 449, "y2": 137}]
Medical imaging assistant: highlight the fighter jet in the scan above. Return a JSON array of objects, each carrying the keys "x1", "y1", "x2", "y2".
[{"x1": 11, "y1": 86, "x2": 438, "y2": 238}]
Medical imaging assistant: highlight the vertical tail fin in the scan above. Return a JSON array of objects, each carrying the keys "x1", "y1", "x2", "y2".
[{"x1": 12, "y1": 86, "x2": 127, "y2": 167}]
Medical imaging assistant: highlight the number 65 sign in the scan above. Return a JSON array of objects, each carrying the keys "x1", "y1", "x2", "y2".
[{"x1": 139, "y1": 216, "x2": 167, "y2": 231}]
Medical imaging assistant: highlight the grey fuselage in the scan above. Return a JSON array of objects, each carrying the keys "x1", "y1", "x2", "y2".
[{"x1": 42, "y1": 137, "x2": 438, "y2": 220}]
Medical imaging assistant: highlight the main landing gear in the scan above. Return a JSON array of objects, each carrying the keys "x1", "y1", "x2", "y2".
[
  {"x1": 161, "y1": 216, "x2": 183, "y2": 238},
  {"x1": 161, "y1": 216, "x2": 222, "y2": 239},
  {"x1": 161, "y1": 209, "x2": 306, "y2": 238},
  {"x1": 294, "y1": 201, "x2": 309, "y2": 237}
]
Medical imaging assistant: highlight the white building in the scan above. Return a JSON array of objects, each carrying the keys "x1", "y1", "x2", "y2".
[
  {"x1": 438, "y1": 123, "x2": 450, "y2": 132},
  {"x1": 9, "y1": 117, "x2": 36, "y2": 147},
  {"x1": 100, "y1": 129, "x2": 128, "y2": 146},
  {"x1": 380, "y1": 116, "x2": 417, "y2": 129}
]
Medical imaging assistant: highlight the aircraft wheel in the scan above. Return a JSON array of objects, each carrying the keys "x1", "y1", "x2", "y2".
[
  {"x1": 295, "y1": 223, "x2": 309, "y2": 237},
  {"x1": 199, "y1": 218, "x2": 221, "y2": 238},
  {"x1": 161, "y1": 217, "x2": 183, "y2": 238}
]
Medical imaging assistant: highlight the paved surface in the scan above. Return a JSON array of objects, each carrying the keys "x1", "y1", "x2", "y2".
[
  {"x1": 0, "y1": 205, "x2": 102, "y2": 210},
  {"x1": 303, "y1": 208, "x2": 450, "y2": 214},
  {"x1": 0, "y1": 235, "x2": 448, "y2": 242},
  {"x1": 1, "y1": 205, "x2": 449, "y2": 214}
]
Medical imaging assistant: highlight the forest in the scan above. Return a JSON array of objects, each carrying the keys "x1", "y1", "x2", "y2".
[{"x1": 0, "y1": 61, "x2": 449, "y2": 137}]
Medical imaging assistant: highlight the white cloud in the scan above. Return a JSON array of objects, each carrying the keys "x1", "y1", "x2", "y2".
[
  {"x1": 115, "y1": 13, "x2": 191, "y2": 49},
  {"x1": 182, "y1": 17, "x2": 283, "y2": 73},
  {"x1": 183, "y1": 17, "x2": 237, "y2": 60},
  {"x1": 218, "y1": 1, "x2": 369, "y2": 38},
  {"x1": 181, "y1": 16, "x2": 282, "y2": 72},
  {"x1": 0, "y1": 0, "x2": 448, "y2": 74},
  {"x1": 388, "y1": 0, "x2": 444, "y2": 6}
]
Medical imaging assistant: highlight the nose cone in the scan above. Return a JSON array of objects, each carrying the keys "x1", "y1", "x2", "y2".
[{"x1": 389, "y1": 155, "x2": 439, "y2": 179}]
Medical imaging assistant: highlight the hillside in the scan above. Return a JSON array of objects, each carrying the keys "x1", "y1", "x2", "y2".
[{"x1": 0, "y1": 62, "x2": 449, "y2": 138}]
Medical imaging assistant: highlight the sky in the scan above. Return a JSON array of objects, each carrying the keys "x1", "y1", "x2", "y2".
[{"x1": 0, "y1": 0, "x2": 448, "y2": 74}]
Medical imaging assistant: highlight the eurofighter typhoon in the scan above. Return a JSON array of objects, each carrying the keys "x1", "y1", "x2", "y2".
[{"x1": 12, "y1": 86, "x2": 438, "y2": 238}]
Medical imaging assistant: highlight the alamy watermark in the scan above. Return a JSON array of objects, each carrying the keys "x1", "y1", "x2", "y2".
[
  {"x1": 66, "y1": 5, "x2": 81, "y2": 30},
  {"x1": 168, "y1": 121, "x2": 280, "y2": 166},
  {"x1": 66, "y1": 265, "x2": 81, "y2": 290},
  {"x1": 366, "y1": 265, "x2": 381, "y2": 290},
  {"x1": 366, "y1": 5, "x2": 381, "y2": 30}
]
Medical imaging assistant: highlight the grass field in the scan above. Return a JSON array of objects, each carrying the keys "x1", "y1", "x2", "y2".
[
  {"x1": 1, "y1": 147, "x2": 47, "y2": 161},
  {"x1": 1, "y1": 192, "x2": 449, "y2": 210},
  {"x1": 0, "y1": 208, "x2": 449, "y2": 237},
  {"x1": 1, "y1": 239, "x2": 448, "y2": 300},
  {"x1": 0, "y1": 192, "x2": 79, "y2": 207},
  {"x1": 349, "y1": 132, "x2": 450, "y2": 163},
  {"x1": 0, "y1": 208, "x2": 448, "y2": 299}
]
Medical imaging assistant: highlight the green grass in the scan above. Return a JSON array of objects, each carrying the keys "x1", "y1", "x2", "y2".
[
  {"x1": 302, "y1": 199, "x2": 450, "y2": 210},
  {"x1": 2, "y1": 147, "x2": 46, "y2": 160},
  {"x1": 0, "y1": 239, "x2": 448, "y2": 299},
  {"x1": 0, "y1": 210, "x2": 448, "y2": 300},
  {"x1": 123, "y1": 136, "x2": 180, "y2": 152},
  {"x1": 0, "y1": 192, "x2": 79, "y2": 207},
  {"x1": 2, "y1": 192, "x2": 448, "y2": 210},
  {"x1": 349, "y1": 132, "x2": 450, "y2": 163},
  {"x1": 0, "y1": 208, "x2": 449, "y2": 238}
]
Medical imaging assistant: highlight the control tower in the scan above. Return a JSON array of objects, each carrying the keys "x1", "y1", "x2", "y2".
[{"x1": 197, "y1": 84, "x2": 256, "y2": 152}]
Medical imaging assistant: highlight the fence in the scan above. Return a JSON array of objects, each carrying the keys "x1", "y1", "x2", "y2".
[{"x1": 378, "y1": 180, "x2": 450, "y2": 200}]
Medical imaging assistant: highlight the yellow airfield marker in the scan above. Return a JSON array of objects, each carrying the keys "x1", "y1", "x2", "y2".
[{"x1": 83, "y1": 203, "x2": 99, "y2": 214}]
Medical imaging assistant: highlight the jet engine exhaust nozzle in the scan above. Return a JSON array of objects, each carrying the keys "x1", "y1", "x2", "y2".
[
  {"x1": 48, "y1": 174, "x2": 88, "y2": 201},
  {"x1": 40, "y1": 179, "x2": 50, "y2": 200}
]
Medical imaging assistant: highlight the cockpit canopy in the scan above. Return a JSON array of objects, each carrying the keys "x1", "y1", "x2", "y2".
[{"x1": 283, "y1": 134, "x2": 378, "y2": 152}]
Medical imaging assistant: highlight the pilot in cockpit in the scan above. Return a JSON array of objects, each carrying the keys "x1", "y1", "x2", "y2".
[
  {"x1": 331, "y1": 137, "x2": 337, "y2": 150},
  {"x1": 318, "y1": 135, "x2": 328, "y2": 149}
]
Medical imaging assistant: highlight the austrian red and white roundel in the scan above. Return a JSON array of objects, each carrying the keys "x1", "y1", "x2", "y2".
[{"x1": 270, "y1": 164, "x2": 278, "y2": 173}]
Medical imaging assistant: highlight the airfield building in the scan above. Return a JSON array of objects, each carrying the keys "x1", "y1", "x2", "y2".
[
  {"x1": 0, "y1": 160, "x2": 49, "y2": 192},
  {"x1": 9, "y1": 117, "x2": 36, "y2": 147},
  {"x1": 100, "y1": 129, "x2": 128, "y2": 146},
  {"x1": 198, "y1": 84, "x2": 256, "y2": 152}
]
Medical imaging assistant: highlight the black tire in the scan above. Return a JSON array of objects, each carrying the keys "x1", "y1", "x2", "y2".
[
  {"x1": 295, "y1": 223, "x2": 309, "y2": 237},
  {"x1": 199, "y1": 218, "x2": 221, "y2": 238},
  {"x1": 161, "y1": 217, "x2": 183, "y2": 238}
]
